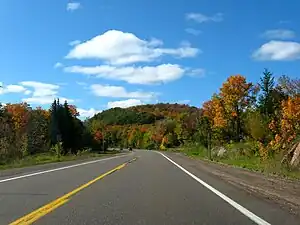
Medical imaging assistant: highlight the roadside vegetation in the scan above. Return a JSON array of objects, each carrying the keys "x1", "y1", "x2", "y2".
[
  {"x1": 0, "y1": 99, "x2": 114, "y2": 170},
  {"x1": 1, "y1": 69, "x2": 300, "y2": 178},
  {"x1": 87, "y1": 69, "x2": 300, "y2": 178}
]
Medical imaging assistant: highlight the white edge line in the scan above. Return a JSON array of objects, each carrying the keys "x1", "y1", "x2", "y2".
[
  {"x1": 157, "y1": 152, "x2": 271, "y2": 225},
  {"x1": 0, "y1": 154, "x2": 130, "y2": 183}
]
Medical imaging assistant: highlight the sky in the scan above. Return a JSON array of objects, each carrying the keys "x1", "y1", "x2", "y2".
[{"x1": 1, "y1": 0, "x2": 300, "y2": 119}]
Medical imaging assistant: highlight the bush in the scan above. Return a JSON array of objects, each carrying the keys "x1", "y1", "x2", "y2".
[
  {"x1": 245, "y1": 111, "x2": 270, "y2": 143},
  {"x1": 51, "y1": 142, "x2": 63, "y2": 159},
  {"x1": 225, "y1": 141, "x2": 260, "y2": 158}
]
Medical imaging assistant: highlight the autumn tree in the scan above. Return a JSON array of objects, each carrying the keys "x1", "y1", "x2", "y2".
[
  {"x1": 27, "y1": 108, "x2": 50, "y2": 155},
  {"x1": 279, "y1": 96, "x2": 300, "y2": 146},
  {"x1": 5, "y1": 103, "x2": 31, "y2": 156},
  {"x1": 219, "y1": 75, "x2": 257, "y2": 141}
]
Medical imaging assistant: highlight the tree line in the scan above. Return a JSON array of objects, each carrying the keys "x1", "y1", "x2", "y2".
[
  {"x1": 89, "y1": 70, "x2": 300, "y2": 168},
  {"x1": 0, "y1": 99, "x2": 106, "y2": 164},
  {"x1": 1, "y1": 69, "x2": 300, "y2": 168}
]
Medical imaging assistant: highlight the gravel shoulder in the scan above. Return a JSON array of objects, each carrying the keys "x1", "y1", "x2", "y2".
[{"x1": 164, "y1": 151, "x2": 300, "y2": 216}]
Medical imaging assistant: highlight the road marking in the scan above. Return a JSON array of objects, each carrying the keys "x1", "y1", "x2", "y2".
[
  {"x1": 10, "y1": 158, "x2": 136, "y2": 225},
  {"x1": 0, "y1": 154, "x2": 131, "y2": 183},
  {"x1": 158, "y1": 152, "x2": 271, "y2": 225}
]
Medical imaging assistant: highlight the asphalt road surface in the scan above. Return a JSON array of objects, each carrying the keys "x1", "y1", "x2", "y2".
[{"x1": 0, "y1": 150, "x2": 299, "y2": 225}]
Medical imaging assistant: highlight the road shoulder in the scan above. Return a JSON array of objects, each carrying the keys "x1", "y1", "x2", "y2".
[{"x1": 163, "y1": 151, "x2": 300, "y2": 217}]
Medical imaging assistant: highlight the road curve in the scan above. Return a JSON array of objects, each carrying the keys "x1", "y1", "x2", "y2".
[{"x1": 0, "y1": 150, "x2": 298, "y2": 225}]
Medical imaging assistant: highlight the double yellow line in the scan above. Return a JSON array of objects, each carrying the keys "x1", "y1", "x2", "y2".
[{"x1": 10, "y1": 158, "x2": 137, "y2": 225}]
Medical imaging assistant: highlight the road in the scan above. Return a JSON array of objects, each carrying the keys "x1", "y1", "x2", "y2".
[{"x1": 0, "y1": 150, "x2": 299, "y2": 225}]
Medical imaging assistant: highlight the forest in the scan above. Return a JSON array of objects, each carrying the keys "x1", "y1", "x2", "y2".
[{"x1": 1, "y1": 69, "x2": 300, "y2": 172}]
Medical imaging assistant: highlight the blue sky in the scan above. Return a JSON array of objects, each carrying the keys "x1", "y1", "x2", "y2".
[{"x1": 1, "y1": 0, "x2": 300, "y2": 118}]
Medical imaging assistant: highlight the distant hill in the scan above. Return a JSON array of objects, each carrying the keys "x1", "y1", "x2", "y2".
[
  {"x1": 129, "y1": 103, "x2": 200, "y2": 119},
  {"x1": 91, "y1": 103, "x2": 200, "y2": 126},
  {"x1": 91, "y1": 107, "x2": 163, "y2": 125}
]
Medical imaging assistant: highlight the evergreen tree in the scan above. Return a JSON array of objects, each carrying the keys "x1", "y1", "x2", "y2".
[
  {"x1": 258, "y1": 69, "x2": 275, "y2": 116},
  {"x1": 50, "y1": 99, "x2": 60, "y2": 145}
]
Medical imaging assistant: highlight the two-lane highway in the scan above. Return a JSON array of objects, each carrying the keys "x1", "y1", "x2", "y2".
[{"x1": 0, "y1": 150, "x2": 299, "y2": 225}]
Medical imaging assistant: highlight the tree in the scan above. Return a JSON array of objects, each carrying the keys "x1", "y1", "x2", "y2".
[
  {"x1": 278, "y1": 75, "x2": 300, "y2": 97},
  {"x1": 5, "y1": 103, "x2": 31, "y2": 156},
  {"x1": 219, "y1": 75, "x2": 256, "y2": 141},
  {"x1": 258, "y1": 69, "x2": 275, "y2": 116},
  {"x1": 197, "y1": 116, "x2": 212, "y2": 160},
  {"x1": 50, "y1": 99, "x2": 60, "y2": 145},
  {"x1": 280, "y1": 96, "x2": 300, "y2": 145},
  {"x1": 27, "y1": 108, "x2": 50, "y2": 155}
]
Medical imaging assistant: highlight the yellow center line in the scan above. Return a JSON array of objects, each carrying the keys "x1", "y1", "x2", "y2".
[{"x1": 10, "y1": 158, "x2": 137, "y2": 225}]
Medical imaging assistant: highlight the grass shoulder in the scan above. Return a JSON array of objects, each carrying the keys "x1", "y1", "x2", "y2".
[
  {"x1": 0, "y1": 150, "x2": 121, "y2": 171},
  {"x1": 169, "y1": 143, "x2": 300, "y2": 180}
]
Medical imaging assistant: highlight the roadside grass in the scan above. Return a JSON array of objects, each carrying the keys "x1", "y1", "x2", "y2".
[
  {"x1": 0, "y1": 150, "x2": 121, "y2": 171},
  {"x1": 170, "y1": 144, "x2": 300, "y2": 180}
]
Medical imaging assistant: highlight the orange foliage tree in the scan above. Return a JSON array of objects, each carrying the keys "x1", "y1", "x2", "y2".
[
  {"x1": 279, "y1": 96, "x2": 300, "y2": 147},
  {"x1": 219, "y1": 75, "x2": 257, "y2": 140},
  {"x1": 5, "y1": 103, "x2": 30, "y2": 131}
]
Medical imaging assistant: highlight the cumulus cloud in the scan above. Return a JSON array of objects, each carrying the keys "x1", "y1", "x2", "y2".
[
  {"x1": 65, "y1": 64, "x2": 185, "y2": 85},
  {"x1": 66, "y1": 30, "x2": 199, "y2": 65},
  {"x1": 185, "y1": 28, "x2": 202, "y2": 36},
  {"x1": 20, "y1": 81, "x2": 59, "y2": 97},
  {"x1": 252, "y1": 40, "x2": 300, "y2": 61},
  {"x1": 24, "y1": 90, "x2": 32, "y2": 95},
  {"x1": 20, "y1": 81, "x2": 73, "y2": 105},
  {"x1": 107, "y1": 99, "x2": 143, "y2": 109},
  {"x1": 186, "y1": 13, "x2": 223, "y2": 23},
  {"x1": 262, "y1": 29, "x2": 296, "y2": 40},
  {"x1": 67, "y1": 2, "x2": 81, "y2": 11},
  {"x1": 90, "y1": 84, "x2": 156, "y2": 99},
  {"x1": 78, "y1": 108, "x2": 102, "y2": 118},
  {"x1": 0, "y1": 84, "x2": 29, "y2": 95}
]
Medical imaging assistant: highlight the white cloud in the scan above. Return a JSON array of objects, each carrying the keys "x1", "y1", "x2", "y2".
[
  {"x1": 54, "y1": 62, "x2": 63, "y2": 68},
  {"x1": 22, "y1": 96, "x2": 74, "y2": 105},
  {"x1": 252, "y1": 40, "x2": 300, "y2": 61},
  {"x1": 69, "y1": 40, "x2": 81, "y2": 46},
  {"x1": 262, "y1": 29, "x2": 296, "y2": 40},
  {"x1": 20, "y1": 81, "x2": 73, "y2": 105},
  {"x1": 66, "y1": 30, "x2": 199, "y2": 65},
  {"x1": 185, "y1": 28, "x2": 202, "y2": 36},
  {"x1": 0, "y1": 84, "x2": 29, "y2": 95},
  {"x1": 5, "y1": 85, "x2": 26, "y2": 93},
  {"x1": 107, "y1": 99, "x2": 143, "y2": 109},
  {"x1": 90, "y1": 84, "x2": 155, "y2": 99},
  {"x1": 187, "y1": 68, "x2": 206, "y2": 77},
  {"x1": 22, "y1": 96, "x2": 56, "y2": 104},
  {"x1": 186, "y1": 12, "x2": 223, "y2": 23},
  {"x1": 24, "y1": 90, "x2": 32, "y2": 95},
  {"x1": 20, "y1": 81, "x2": 59, "y2": 97},
  {"x1": 67, "y1": 2, "x2": 81, "y2": 11},
  {"x1": 78, "y1": 108, "x2": 102, "y2": 118},
  {"x1": 65, "y1": 64, "x2": 185, "y2": 85}
]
